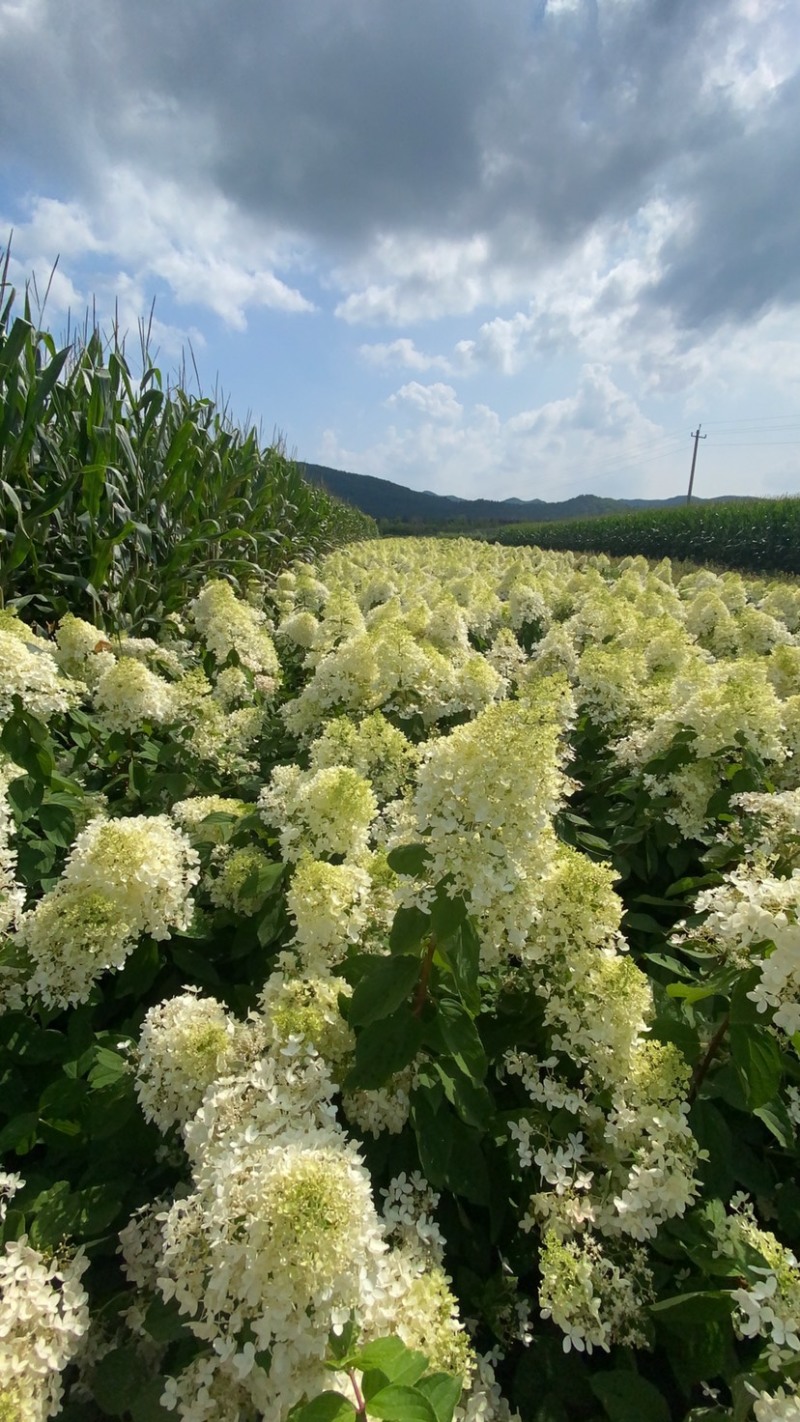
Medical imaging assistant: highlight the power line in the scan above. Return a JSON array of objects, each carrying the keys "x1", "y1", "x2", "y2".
[{"x1": 704, "y1": 416, "x2": 800, "y2": 429}]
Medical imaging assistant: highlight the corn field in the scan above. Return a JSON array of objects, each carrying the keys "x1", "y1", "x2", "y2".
[
  {"x1": 0, "y1": 255, "x2": 375, "y2": 634},
  {"x1": 497, "y1": 498, "x2": 800, "y2": 575}
]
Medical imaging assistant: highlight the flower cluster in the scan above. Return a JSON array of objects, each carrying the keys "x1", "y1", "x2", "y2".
[
  {"x1": 189, "y1": 579, "x2": 281, "y2": 688},
  {"x1": 17, "y1": 815, "x2": 199, "y2": 1007},
  {"x1": 121, "y1": 969, "x2": 484, "y2": 1421},
  {"x1": 0, "y1": 1227, "x2": 89, "y2": 1421}
]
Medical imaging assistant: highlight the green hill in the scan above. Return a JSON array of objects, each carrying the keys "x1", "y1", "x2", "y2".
[{"x1": 300, "y1": 462, "x2": 751, "y2": 529}]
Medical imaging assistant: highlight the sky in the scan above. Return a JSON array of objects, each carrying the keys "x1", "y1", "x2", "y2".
[{"x1": 1, "y1": 0, "x2": 799, "y2": 505}]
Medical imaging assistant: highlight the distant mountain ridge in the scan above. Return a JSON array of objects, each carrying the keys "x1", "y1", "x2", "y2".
[{"x1": 300, "y1": 462, "x2": 751, "y2": 526}]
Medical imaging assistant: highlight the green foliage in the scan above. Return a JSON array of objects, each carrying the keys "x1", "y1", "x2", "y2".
[
  {"x1": 498, "y1": 498, "x2": 800, "y2": 574},
  {"x1": 0, "y1": 252, "x2": 375, "y2": 633}
]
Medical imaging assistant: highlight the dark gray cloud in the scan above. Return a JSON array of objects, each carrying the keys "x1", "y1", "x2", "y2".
[
  {"x1": 648, "y1": 70, "x2": 800, "y2": 327},
  {"x1": 1, "y1": 0, "x2": 798, "y2": 332}
]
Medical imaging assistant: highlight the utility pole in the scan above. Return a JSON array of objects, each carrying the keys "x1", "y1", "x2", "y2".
[{"x1": 687, "y1": 425, "x2": 706, "y2": 504}]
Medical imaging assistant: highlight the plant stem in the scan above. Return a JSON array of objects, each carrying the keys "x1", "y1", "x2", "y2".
[
  {"x1": 348, "y1": 1368, "x2": 367, "y2": 1422},
  {"x1": 688, "y1": 1012, "x2": 730, "y2": 1106},
  {"x1": 413, "y1": 938, "x2": 436, "y2": 1018}
]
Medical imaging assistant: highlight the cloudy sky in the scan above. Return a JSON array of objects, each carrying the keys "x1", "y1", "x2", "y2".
[{"x1": 2, "y1": 0, "x2": 799, "y2": 503}]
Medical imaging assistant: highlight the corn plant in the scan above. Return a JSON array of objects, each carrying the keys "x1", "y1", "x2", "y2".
[{"x1": 0, "y1": 253, "x2": 375, "y2": 632}]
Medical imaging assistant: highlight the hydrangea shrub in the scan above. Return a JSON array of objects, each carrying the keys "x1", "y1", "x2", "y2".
[{"x1": 2, "y1": 543, "x2": 800, "y2": 1420}]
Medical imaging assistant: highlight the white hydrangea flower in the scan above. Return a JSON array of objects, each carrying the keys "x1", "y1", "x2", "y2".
[
  {"x1": 208, "y1": 846, "x2": 275, "y2": 917},
  {"x1": 260, "y1": 764, "x2": 377, "y2": 863},
  {"x1": 380, "y1": 1172, "x2": 445, "y2": 1266},
  {"x1": 259, "y1": 967, "x2": 354, "y2": 1069},
  {"x1": 190, "y1": 580, "x2": 281, "y2": 685},
  {"x1": 676, "y1": 864, "x2": 800, "y2": 1043},
  {"x1": 343, "y1": 1066, "x2": 416, "y2": 1139},
  {"x1": 94, "y1": 657, "x2": 177, "y2": 732},
  {"x1": 308, "y1": 710, "x2": 418, "y2": 803},
  {"x1": 19, "y1": 883, "x2": 137, "y2": 1008},
  {"x1": 0, "y1": 630, "x2": 79, "y2": 724},
  {"x1": 159, "y1": 1133, "x2": 387, "y2": 1386},
  {"x1": 134, "y1": 991, "x2": 247, "y2": 1133},
  {"x1": 0, "y1": 759, "x2": 24, "y2": 938},
  {"x1": 0, "y1": 1239, "x2": 89, "y2": 1421},
  {"x1": 537, "y1": 1230, "x2": 652, "y2": 1354},
  {"x1": 182, "y1": 1050, "x2": 339, "y2": 1169},
  {"x1": 727, "y1": 1207, "x2": 800, "y2": 1370},
  {"x1": 59, "y1": 814, "x2": 200, "y2": 941},
  {"x1": 286, "y1": 857, "x2": 372, "y2": 962},
  {"x1": 751, "y1": 1383, "x2": 800, "y2": 1420},
  {"x1": 55, "y1": 612, "x2": 116, "y2": 685},
  {"x1": 171, "y1": 795, "x2": 251, "y2": 843}
]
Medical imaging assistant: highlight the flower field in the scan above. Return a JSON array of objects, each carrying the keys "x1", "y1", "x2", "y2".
[{"x1": 3, "y1": 536, "x2": 800, "y2": 1422}]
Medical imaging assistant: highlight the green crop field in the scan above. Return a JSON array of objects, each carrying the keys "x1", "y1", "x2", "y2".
[{"x1": 497, "y1": 496, "x2": 800, "y2": 576}]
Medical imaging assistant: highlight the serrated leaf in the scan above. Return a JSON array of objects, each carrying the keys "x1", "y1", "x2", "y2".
[
  {"x1": 345, "y1": 1006, "x2": 425, "y2": 1091},
  {"x1": 729, "y1": 1022, "x2": 783, "y2": 1109},
  {"x1": 88, "y1": 1047, "x2": 130, "y2": 1090},
  {"x1": 389, "y1": 905, "x2": 431, "y2": 957},
  {"x1": 387, "y1": 844, "x2": 431, "y2": 876},
  {"x1": 349, "y1": 955, "x2": 421, "y2": 1028},
  {"x1": 439, "y1": 919, "x2": 481, "y2": 1015},
  {"x1": 622, "y1": 911, "x2": 664, "y2": 934},
  {"x1": 416, "y1": 1374, "x2": 463, "y2": 1422},
  {"x1": 755, "y1": 1098, "x2": 794, "y2": 1148},
  {"x1": 650, "y1": 1291, "x2": 734, "y2": 1323},
  {"x1": 591, "y1": 1371, "x2": 670, "y2": 1422},
  {"x1": 367, "y1": 1384, "x2": 438, "y2": 1422},
  {"x1": 434, "y1": 998, "x2": 487, "y2": 1079},
  {"x1": 353, "y1": 1336, "x2": 427, "y2": 1386},
  {"x1": 291, "y1": 1393, "x2": 356, "y2": 1422}
]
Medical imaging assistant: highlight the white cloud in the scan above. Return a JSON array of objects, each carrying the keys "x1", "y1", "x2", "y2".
[
  {"x1": 322, "y1": 366, "x2": 683, "y2": 500},
  {"x1": 387, "y1": 381, "x2": 463, "y2": 421},
  {"x1": 2, "y1": 170, "x2": 314, "y2": 333},
  {"x1": 334, "y1": 234, "x2": 505, "y2": 325},
  {"x1": 358, "y1": 337, "x2": 454, "y2": 373}
]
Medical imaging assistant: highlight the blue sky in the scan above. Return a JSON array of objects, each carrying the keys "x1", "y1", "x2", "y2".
[{"x1": 2, "y1": 0, "x2": 799, "y2": 503}]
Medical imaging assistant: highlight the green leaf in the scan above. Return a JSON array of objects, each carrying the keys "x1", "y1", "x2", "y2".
[
  {"x1": 90, "y1": 1346, "x2": 155, "y2": 1417},
  {"x1": 433, "y1": 1060, "x2": 493, "y2": 1130},
  {"x1": 327, "y1": 1317, "x2": 359, "y2": 1364},
  {"x1": 755, "y1": 1098, "x2": 795, "y2": 1148},
  {"x1": 650, "y1": 1291, "x2": 734, "y2": 1323},
  {"x1": 130, "y1": 1379, "x2": 173, "y2": 1421},
  {"x1": 410, "y1": 1089, "x2": 490, "y2": 1203},
  {"x1": 434, "y1": 998, "x2": 487, "y2": 1079},
  {"x1": 387, "y1": 844, "x2": 431, "y2": 876},
  {"x1": 349, "y1": 955, "x2": 421, "y2": 1028},
  {"x1": 729, "y1": 1022, "x2": 783, "y2": 1109},
  {"x1": 689, "y1": 1099, "x2": 736, "y2": 1197},
  {"x1": 142, "y1": 1295, "x2": 189, "y2": 1344},
  {"x1": 390, "y1": 905, "x2": 431, "y2": 957},
  {"x1": 353, "y1": 1337, "x2": 427, "y2": 1386},
  {"x1": 88, "y1": 1047, "x2": 130, "y2": 1090},
  {"x1": 37, "y1": 802, "x2": 76, "y2": 841},
  {"x1": 622, "y1": 911, "x2": 664, "y2": 935},
  {"x1": 367, "y1": 1384, "x2": 438, "y2": 1422},
  {"x1": 666, "y1": 968, "x2": 737, "y2": 1004},
  {"x1": 291, "y1": 1395, "x2": 357, "y2": 1422},
  {"x1": 591, "y1": 1371, "x2": 670, "y2": 1422},
  {"x1": 0, "y1": 1112, "x2": 38, "y2": 1154},
  {"x1": 439, "y1": 919, "x2": 481, "y2": 1016},
  {"x1": 416, "y1": 1374, "x2": 463, "y2": 1422},
  {"x1": 430, "y1": 888, "x2": 468, "y2": 942},
  {"x1": 345, "y1": 1006, "x2": 425, "y2": 1091}
]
